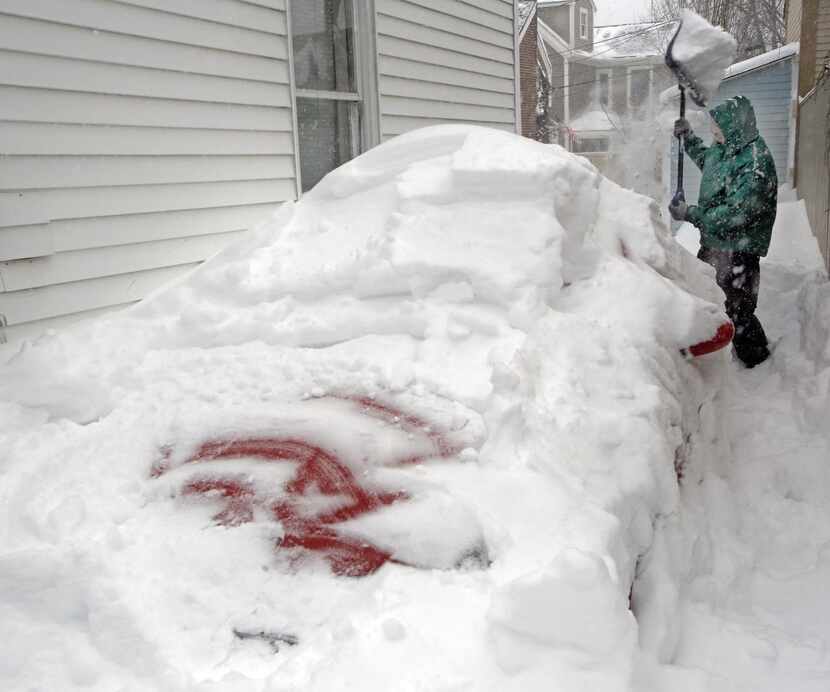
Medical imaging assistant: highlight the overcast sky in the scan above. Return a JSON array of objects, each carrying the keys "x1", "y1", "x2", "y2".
[{"x1": 593, "y1": 0, "x2": 654, "y2": 26}]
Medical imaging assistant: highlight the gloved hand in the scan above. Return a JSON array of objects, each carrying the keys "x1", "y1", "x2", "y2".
[
  {"x1": 674, "y1": 118, "x2": 691, "y2": 138},
  {"x1": 669, "y1": 199, "x2": 688, "y2": 221}
]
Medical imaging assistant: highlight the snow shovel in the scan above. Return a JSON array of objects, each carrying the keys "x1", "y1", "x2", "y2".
[
  {"x1": 665, "y1": 21, "x2": 706, "y2": 209},
  {"x1": 664, "y1": 13, "x2": 736, "y2": 207}
]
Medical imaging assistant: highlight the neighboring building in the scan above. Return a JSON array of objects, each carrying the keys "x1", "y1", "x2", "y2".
[
  {"x1": 535, "y1": 0, "x2": 596, "y2": 132},
  {"x1": 675, "y1": 44, "x2": 800, "y2": 207},
  {"x1": 565, "y1": 21, "x2": 675, "y2": 174},
  {"x1": 534, "y1": 0, "x2": 675, "y2": 192},
  {"x1": 788, "y1": 0, "x2": 830, "y2": 269},
  {"x1": 518, "y1": 0, "x2": 540, "y2": 138},
  {"x1": 0, "y1": 0, "x2": 519, "y2": 345},
  {"x1": 786, "y1": 0, "x2": 804, "y2": 44},
  {"x1": 787, "y1": 0, "x2": 830, "y2": 94}
]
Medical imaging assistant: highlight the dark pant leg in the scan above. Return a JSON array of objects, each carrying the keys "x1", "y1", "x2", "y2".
[{"x1": 698, "y1": 247, "x2": 769, "y2": 366}]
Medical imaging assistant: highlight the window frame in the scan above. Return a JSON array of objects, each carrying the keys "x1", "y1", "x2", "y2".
[
  {"x1": 572, "y1": 134, "x2": 610, "y2": 154},
  {"x1": 579, "y1": 7, "x2": 589, "y2": 41},
  {"x1": 595, "y1": 68, "x2": 613, "y2": 109},
  {"x1": 286, "y1": 0, "x2": 380, "y2": 196},
  {"x1": 626, "y1": 65, "x2": 653, "y2": 113}
]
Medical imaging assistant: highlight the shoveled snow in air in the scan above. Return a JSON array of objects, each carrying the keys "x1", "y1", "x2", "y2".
[
  {"x1": 0, "y1": 125, "x2": 733, "y2": 691},
  {"x1": 670, "y1": 9, "x2": 737, "y2": 104}
]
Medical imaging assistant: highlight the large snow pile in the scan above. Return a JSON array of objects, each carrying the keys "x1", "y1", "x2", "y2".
[
  {"x1": 0, "y1": 126, "x2": 731, "y2": 691},
  {"x1": 670, "y1": 10, "x2": 737, "y2": 105}
]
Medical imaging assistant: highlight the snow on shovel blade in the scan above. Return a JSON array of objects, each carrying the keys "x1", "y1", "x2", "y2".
[{"x1": 665, "y1": 10, "x2": 736, "y2": 107}]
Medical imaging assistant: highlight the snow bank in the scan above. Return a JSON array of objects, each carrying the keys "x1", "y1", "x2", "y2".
[
  {"x1": 0, "y1": 125, "x2": 731, "y2": 691},
  {"x1": 670, "y1": 10, "x2": 737, "y2": 105}
]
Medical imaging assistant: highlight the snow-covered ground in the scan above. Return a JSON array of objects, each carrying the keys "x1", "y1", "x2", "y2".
[
  {"x1": 664, "y1": 200, "x2": 830, "y2": 691},
  {"x1": 0, "y1": 125, "x2": 828, "y2": 691}
]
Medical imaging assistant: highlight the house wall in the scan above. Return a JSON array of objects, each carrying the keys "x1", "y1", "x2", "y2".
[
  {"x1": 610, "y1": 66, "x2": 629, "y2": 112},
  {"x1": 0, "y1": 0, "x2": 519, "y2": 345},
  {"x1": 0, "y1": 0, "x2": 295, "y2": 345},
  {"x1": 797, "y1": 0, "x2": 830, "y2": 95},
  {"x1": 796, "y1": 71, "x2": 830, "y2": 269},
  {"x1": 787, "y1": 0, "x2": 804, "y2": 43},
  {"x1": 375, "y1": 0, "x2": 517, "y2": 139},
  {"x1": 574, "y1": 0, "x2": 594, "y2": 52},
  {"x1": 520, "y1": 15, "x2": 540, "y2": 137},
  {"x1": 548, "y1": 50, "x2": 567, "y2": 125},
  {"x1": 538, "y1": 4, "x2": 571, "y2": 45},
  {"x1": 569, "y1": 60, "x2": 595, "y2": 119},
  {"x1": 677, "y1": 58, "x2": 797, "y2": 208},
  {"x1": 817, "y1": 0, "x2": 830, "y2": 80}
]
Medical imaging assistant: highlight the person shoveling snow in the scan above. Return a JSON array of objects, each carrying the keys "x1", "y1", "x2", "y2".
[{"x1": 666, "y1": 12, "x2": 775, "y2": 368}]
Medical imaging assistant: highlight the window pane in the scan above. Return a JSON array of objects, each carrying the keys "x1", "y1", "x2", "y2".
[
  {"x1": 291, "y1": 0, "x2": 355, "y2": 92},
  {"x1": 598, "y1": 73, "x2": 610, "y2": 107},
  {"x1": 297, "y1": 98, "x2": 357, "y2": 191},
  {"x1": 629, "y1": 70, "x2": 650, "y2": 109},
  {"x1": 573, "y1": 137, "x2": 608, "y2": 153}
]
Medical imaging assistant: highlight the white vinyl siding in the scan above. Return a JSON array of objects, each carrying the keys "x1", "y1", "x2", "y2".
[
  {"x1": 0, "y1": 0, "x2": 295, "y2": 343},
  {"x1": 0, "y1": 0, "x2": 520, "y2": 345},
  {"x1": 375, "y1": 0, "x2": 517, "y2": 139}
]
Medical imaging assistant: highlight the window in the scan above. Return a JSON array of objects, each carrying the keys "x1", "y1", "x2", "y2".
[
  {"x1": 572, "y1": 136, "x2": 609, "y2": 154},
  {"x1": 579, "y1": 8, "x2": 589, "y2": 41},
  {"x1": 596, "y1": 69, "x2": 612, "y2": 108},
  {"x1": 289, "y1": 0, "x2": 378, "y2": 193},
  {"x1": 627, "y1": 67, "x2": 651, "y2": 112}
]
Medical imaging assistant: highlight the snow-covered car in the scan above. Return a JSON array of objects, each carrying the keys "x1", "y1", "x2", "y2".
[{"x1": 0, "y1": 126, "x2": 733, "y2": 691}]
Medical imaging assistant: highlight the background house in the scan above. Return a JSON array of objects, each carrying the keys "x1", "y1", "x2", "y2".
[
  {"x1": 788, "y1": 0, "x2": 830, "y2": 269},
  {"x1": 518, "y1": 0, "x2": 540, "y2": 138},
  {"x1": 533, "y1": 0, "x2": 675, "y2": 197},
  {"x1": 535, "y1": 0, "x2": 595, "y2": 135},
  {"x1": 0, "y1": 0, "x2": 520, "y2": 346}
]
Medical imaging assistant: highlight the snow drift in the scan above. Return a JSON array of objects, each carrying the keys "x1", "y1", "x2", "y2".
[{"x1": 0, "y1": 126, "x2": 730, "y2": 691}]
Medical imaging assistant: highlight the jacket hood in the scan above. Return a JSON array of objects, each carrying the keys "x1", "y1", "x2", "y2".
[{"x1": 710, "y1": 96, "x2": 759, "y2": 150}]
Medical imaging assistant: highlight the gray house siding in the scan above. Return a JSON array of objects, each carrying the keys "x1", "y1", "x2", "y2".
[
  {"x1": 376, "y1": 0, "x2": 517, "y2": 139},
  {"x1": 569, "y1": 60, "x2": 595, "y2": 118},
  {"x1": 574, "y1": 0, "x2": 594, "y2": 52},
  {"x1": 549, "y1": 51, "x2": 566, "y2": 123},
  {"x1": 539, "y1": 5, "x2": 571, "y2": 45}
]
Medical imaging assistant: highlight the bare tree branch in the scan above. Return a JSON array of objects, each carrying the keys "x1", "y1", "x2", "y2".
[{"x1": 649, "y1": 0, "x2": 786, "y2": 58}]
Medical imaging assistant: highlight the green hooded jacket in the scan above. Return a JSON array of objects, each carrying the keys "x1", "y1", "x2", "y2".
[{"x1": 683, "y1": 96, "x2": 778, "y2": 256}]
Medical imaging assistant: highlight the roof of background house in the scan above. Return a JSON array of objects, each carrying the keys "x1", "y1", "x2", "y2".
[
  {"x1": 519, "y1": 0, "x2": 537, "y2": 25},
  {"x1": 538, "y1": 0, "x2": 598, "y2": 9},
  {"x1": 592, "y1": 21, "x2": 677, "y2": 60},
  {"x1": 723, "y1": 42, "x2": 799, "y2": 79}
]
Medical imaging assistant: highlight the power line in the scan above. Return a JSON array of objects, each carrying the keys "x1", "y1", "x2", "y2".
[
  {"x1": 553, "y1": 19, "x2": 676, "y2": 59},
  {"x1": 586, "y1": 21, "x2": 677, "y2": 59},
  {"x1": 542, "y1": 61, "x2": 666, "y2": 93}
]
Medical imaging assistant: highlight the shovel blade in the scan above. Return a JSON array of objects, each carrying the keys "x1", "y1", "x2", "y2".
[{"x1": 665, "y1": 21, "x2": 707, "y2": 108}]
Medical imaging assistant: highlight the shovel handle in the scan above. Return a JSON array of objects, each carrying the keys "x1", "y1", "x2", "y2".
[{"x1": 675, "y1": 85, "x2": 686, "y2": 201}]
